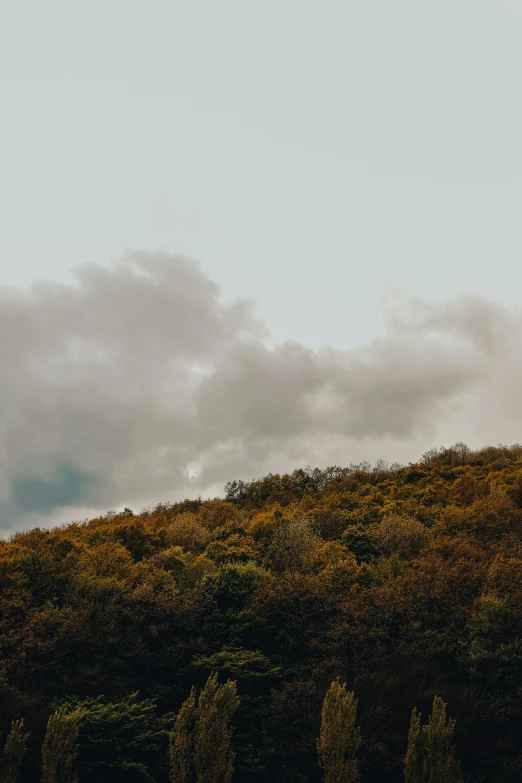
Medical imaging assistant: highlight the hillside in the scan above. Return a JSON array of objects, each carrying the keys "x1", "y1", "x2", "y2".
[{"x1": 1, "y1": 442, "x2": 522, "y2": 782}]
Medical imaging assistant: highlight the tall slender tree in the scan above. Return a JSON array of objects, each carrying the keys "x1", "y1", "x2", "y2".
[
  {"x1": 169, "y1": 674, "x2": 239, "y2": 783},
  {"x1": 41, "y1": 707, "x2": 83, "y2": 783},
  {"x1": 0, "y1": 719, "x2": 29, "y2": 783},
  {"x1": 317, "y1": 678, "x2": 361, "y2": 783},
  {"x1": 423, "y1": 696, "x2": 461, "y2": 783},
  {"x1": 404, "y1": 709, "x2": 423, "y2": 783},
  {"x1": 194, "y1": 673, "x2": 239, "y2": 783},
  {"x1": 169, "y1": 686, "x2": 197, "y2": 783},
  {"x1": 404, "y1": 696, "x2": 462, "y2": 783}
]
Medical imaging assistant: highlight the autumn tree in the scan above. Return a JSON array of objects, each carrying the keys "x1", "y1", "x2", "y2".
[
  {"x1": 371, "y1": 513, "x2": 428, "y2": 559},
  {"x1": 166, "y1": 512, "x2": 210, "y2": 552},
  {"x1": 404, "y1": 696, "x2": 461, "y2": 783},
  {"x1": 41, "y1": 707, "x2": 83, "y2": 783},
  {"x1": 271, "y1": 514, "x2": 321, "y2": 579},
  {"x1": 4, "y1": 443, "x2": 522, "y2": 781},
  {"x1": 0, "y1": 719, "x2": 29, "y2": 783},
  {"x1": 317, "y1": 679, "x2": 360, "y2": 783}
]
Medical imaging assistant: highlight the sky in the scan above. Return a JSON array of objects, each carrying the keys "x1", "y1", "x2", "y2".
[{"x1": 1, "y1": 1, "x2": 521, "y2": 534}]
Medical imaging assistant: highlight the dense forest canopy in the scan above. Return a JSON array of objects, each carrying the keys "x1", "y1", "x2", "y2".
[{"x1": 1, "y1": 442, "x2": 522, "y2": 782}]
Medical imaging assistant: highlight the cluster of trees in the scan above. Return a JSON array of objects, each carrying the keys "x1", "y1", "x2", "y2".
[
  {"x1": 0, "y1": 674, "x2": 461, "y2": 783},
  {"x1": 0, "y1": 442, "x2": 521, "y2": 781}
]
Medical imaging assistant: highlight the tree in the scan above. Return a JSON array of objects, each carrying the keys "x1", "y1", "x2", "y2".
[
  {"x1": 423, "y1": 696, "x2": 461, "y2": 783},
  {"x1": 169, "y1": 673, "x2": 239, "y2": 783},
  {"x1": 0, "y1": 719, "x2": 29, "y2": 783},
  {"x1": 271, "y1": 514, "x2": 321, "y2": 579},
  {"x1": 404, "y1": 709, "x2": 423, "y2": 783},
  {"x1": 194, "y1": 673, "x2": 239, "y2": 783},
  {"x1": 59, "y1": 693, "x2": 167, "y2": 783},
  {"x1": 371, "y1": 513, "x2": 428, "y2": 559},
  {"x1": 404, "y1": 696, "x2": 462, "y2": 783},
  {"x1": 169, "y1": 687, "x2": 197, "y2": 783},
  {"x1": 317, "y1": 679, "x2": 360, "y2": 783},
  {"x1": 41, "y1": 707, "x2": 83, "y2": 783}
]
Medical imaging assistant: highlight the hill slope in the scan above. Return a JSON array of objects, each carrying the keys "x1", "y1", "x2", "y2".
[{"x1": 1, "y1": 442, "x2": 522, "y2": 782}]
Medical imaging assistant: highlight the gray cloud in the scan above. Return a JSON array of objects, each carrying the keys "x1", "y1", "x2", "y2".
[{"x1": 1, "y1": 250, "x2": 520, "y2": 534}]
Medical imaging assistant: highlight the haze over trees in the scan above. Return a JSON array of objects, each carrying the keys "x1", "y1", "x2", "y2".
[{"x1": 0, "y1": 442, "x2": 521, "y2": 782}]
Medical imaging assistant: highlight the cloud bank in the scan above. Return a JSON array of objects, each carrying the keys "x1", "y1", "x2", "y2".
[{"x1": 1, "y1": 250, "x2": 520, "y2": 534}]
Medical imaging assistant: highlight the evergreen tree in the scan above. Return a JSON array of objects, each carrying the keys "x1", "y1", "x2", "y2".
[
  {"x1": 194, "y1": 672, "x2": 239, "y2": 783},
  {"x1": 0, "y1": 719, "x2": 29, "y2": 783},
  {"x1": 317, "y1": 678, "x2": 361, "y2": 783},
  {"x1": 41, "y1": 707, "x2": 83, "y2": 783},
  {"x1": 59, "y1": 693, "x2": 166, "y2": 783},
  {"x1": 169, "y1": 687, "x2": 197, "y2": 783},
  {"x1": 404, "y1": 696, "x2": 462, "y2": 783}
]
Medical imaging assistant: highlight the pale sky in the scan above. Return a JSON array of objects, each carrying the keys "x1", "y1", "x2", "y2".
[{"x1": 1, "y1": 1, "x2": 522, "y2": 532}]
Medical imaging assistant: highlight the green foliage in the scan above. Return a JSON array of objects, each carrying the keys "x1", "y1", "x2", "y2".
[
  {"x1": 194, "y1": 673, "x2": 239, "y2": 783},
  {"x1": 317, "y1": 679, "x2": 360, "y2": 783},
  {"x1": 341, "y1": 524, "x2": 377, "y2": 563},
  {"x1": 41, "y1": 707, "x2": 83, "y2": 783},
  {"x1": 168, "y1": 673, "x2": 240, "y2": 783},
  {"x1": 0, "y1": 719, "x2": 29, "y2": 783},
  {"x1": 59, "y1": 693, "x2": 168, "y2": 783},
  {"x1": 405, "y1": 697, "x2": 462, "y2": 783},
  {"x1": 192, "y1": 648, "x2": 281, "y2": 685},
  {"x1": 404, "y1": 709, "x2": 423, "y2": 783},
  {"x1": 423, "y1": 697, "x2": 461, "y2": 783},
  {"x1": 169, "y1": 687, "x2": 196, "y2": 783},
  {"x1": 202, "y1": 562, "x2": 269, "y2": 611}
]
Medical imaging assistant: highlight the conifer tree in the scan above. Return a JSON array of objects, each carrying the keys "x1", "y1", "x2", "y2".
[
  {"x1": 317, "y1": 678, "x2": 361, "y2": 783},
  {"x1": 404, "y1": 696, "x2": 462, "y2": 783},
  {"x1": 193, "y1": 672, "x2": 239, "y2": 783},
  {"x1": 169, "y1": 686, "x2": 197, "y2": 783},
  {"x1": 0, "y1": 719, "x2": 29, "y2": 783},
  {"x1": 41, "y1": 707, "x2": 83, "y2": 783}
]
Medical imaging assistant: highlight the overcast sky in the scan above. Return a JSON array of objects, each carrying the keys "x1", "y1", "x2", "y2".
[{"x1": 1, "y1": 1, "x2": 521, "y2": 534}]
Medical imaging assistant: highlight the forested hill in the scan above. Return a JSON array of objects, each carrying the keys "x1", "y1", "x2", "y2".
[{"x1": 1, "y1": 443, "x2": 522, "y2": 782}]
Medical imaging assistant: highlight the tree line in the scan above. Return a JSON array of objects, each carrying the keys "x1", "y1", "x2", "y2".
[
  {"x1": 0, "y1": 441, "x2": 521, "y2": 780},
  {"x1": 1, "y1": 674, "x2": 461, "y2": 783}
]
